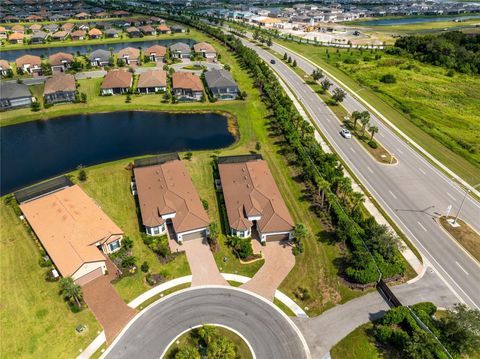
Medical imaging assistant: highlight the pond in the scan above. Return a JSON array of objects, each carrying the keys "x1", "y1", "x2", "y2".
[
  {"x1": 356, "y1": 15, "x2": 480, "y2": 26},
  {"x1": 1, "y1": 38, "x2": 196, "y2": 62},
  {"x1": 0, "y1": 111, "x2": 234, "y2": 195}
]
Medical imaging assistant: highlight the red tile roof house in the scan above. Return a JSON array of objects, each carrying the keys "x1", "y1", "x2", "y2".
[
  {"x1": 0, "y1": 26, "x2": 7, "y2": 39},
  {"x1": 71, "y1": 30, "x2": 86, "y2": 41},
  {"x1": 126, "y1": 26, "x2": 141, "y2": 38},
  {"x1": 172, "y1": 72, "x2": 204, "y2": 102},
  {"x1": 88, "y1": 28, "x2": 102, "y2": 39},
  {"x1": 48, "y1": 52, "x2": 74, "y2": 73},
  {"x1": 51, "y1": 30, "x2": 69, "y2": 41},
  {"x1": 217, "y1": 155, "x2": 295, "y2": 243},
  {"x1": 101, "y1": 70, "x2": 132, "y2": 95},
  {"x1": 61, "y1": 22, "x2": 76, "y2": 32},
  {"x1": 29, "y1": 24, "x2": 42, "y2": 32},
  {"x1": 8, "y1": 32, "x2": 24, "y2": 44},
  {"x1": 140, "y1": 25, "x2": 156, "y2": 36},
  {"x1": 43, "y1": 73, "x2": 76, "y2": 104},
  {"x1": 156, "y1": 24, "x2": 171, "y2": 34},
  {"x1": 132, "y1": 154, "x2": 210, "y2": 243},
  {"x1": 15, "y1": 54, "x2": 42, "y2": 75},
  {"x1": 145, "y1": 44, "x2": 166, "y2": 62},
  {"x1": 17, "y1": 182, "x2": 124, "y2": 286},
  {"x1": 11, "y1": 24, "x2": 25, "y2": 33},
  {"x1": 75, "y1": 12, "x2": 90, "y2": 20},
  {"x1": 193, "y1": 42, "x2": 217, "y2": 59},
  {"x1": 117, "y1": 47, "x2": 140, "y2": 66},
  {"x1": 0, "y1": 59, "x2": 11, "y2": 77},
  {"x1": 137, "y1": 69, "x2": 167, "y2": 94}
]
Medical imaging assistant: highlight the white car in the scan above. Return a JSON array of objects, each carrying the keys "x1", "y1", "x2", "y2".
[{"x1": 340, "y1": 128, "x2": 352, "y2": 139}]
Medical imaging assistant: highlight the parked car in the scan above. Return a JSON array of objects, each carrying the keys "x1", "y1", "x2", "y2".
[
  {"x1": 270, "y1": 59, "x2": 276, "y2": 64},
  {"x1": 340, "y1": 128, "x2": 352, "y2": 139}
]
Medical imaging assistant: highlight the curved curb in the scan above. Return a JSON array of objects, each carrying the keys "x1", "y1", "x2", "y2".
[
  {"x1": 77, "y1": 274, "x2": 307, "y2": 359},
  {"x1": 100, "y1": 285, "x2": 311, "y2": 359}
]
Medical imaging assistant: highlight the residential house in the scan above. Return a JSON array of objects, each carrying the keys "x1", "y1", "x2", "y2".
[
  {"x1": 71, "y1": 30, "x2": 86, "y2": 41},
  {"x1": 101, "y1": 70, "x2": 132, "y2": 95},
  {"x1": 0, "y1": 59, "x2": 11, "y2": 77},
  {"x1": 51, "y1": 30, "x2": 69, "y2": 41},
  {"x1": 96, "y1": 12, "x2": 109, "y2": 19},
  {"x1": 193, "y1": 42, "x2": 217, "y2": 59},
  {"x1": 105, "y1": 28, "x2": 120, "y2": 38},
  {"x1": 61, "y1": 22, "x2": 75, "y2": 32},
  {"x1": 204, "y1": 69, "x2": 239, "y2": 100},
  {"x1": 3, "y1": 15, "x2": 19, "y2": 23},
  {"x1": 132, "y1": 154, "x2": 210, "y2": 243},
  {"x1": 89, "y1": 49, "x2": 110, "y2": 67},
  {"x1": 126, "y1": 26, "x2": 140, "y2": 38},
  {"x1": 43, "y1": 73, "x2": 76, "y2": 104},
  {"x1": 0, "y1": 26, "x2": 7, "y2": 39},
  {"x1": 88, "y1": 28, "x2": 102, "y2": 39},
  {"x1": 117, "y1": 47, "x2": 140, "y2": 65},
  {"x1": 8, "y1": 32, "x2": 24, "y2": 44},
  {"x1": 171, "y1": 25, "x2": 185, "y2": 33},
  {"x1": 171, "y1": 72, "x2": 203, "y2": 101},
  {"x1": 26, "y1": 15, "x2": 43, "y2": 22},
  {"x1": 140, "y1": 25, "x2": 156, "y2": 36},
  {"x1": 48, "y1": 52, "x2": 74, "y2": 73},
  {"x1": 29, "y1": 24, "x2": 42, "y2": 32},
  {"x1": 113, "y1": 10, "x2": 130, "y2": 17},
  {"x1": 137, "y1": 69, "x2": 167, "y2": 94},
  {"x1": 0, "y1": 82, "x2": 32, "y2": 110},
  {"x1": 15, "y1": 54, "x2": 42, "y2": 75},
  {"x1": 156, "y1": 24, "x2": 171, "y2": 34},
  {"x1": 43, "y1": 23, "x2": 59, "y2": 33},
  {"x1": 217, "y1": 155, "x2": 294, "y2": 242},
  {"x1": 30, "y1": 30, "x2": 48, "y2": 44},
  {"x1": 11, "y1": 24, "x2": 24, "y2": 33},
  {"x1": 169, "y1": 42, "x2": 191, "y2": 59},
  {"x1": 17, "y1": 179, "x2": 124, "y2": 285},
  {"x1": 145, "y1": 44, "x2": 166, "y2": 62},
  {"x1": 96, "y1": 22, "x2": 113, "y2": 30},
  {"x1": 75, "y1": 12, "x2": 89, "y2": 20}
]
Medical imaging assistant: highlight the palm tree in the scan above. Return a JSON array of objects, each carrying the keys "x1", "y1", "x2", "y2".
[
  {"x1": 59, "y1": 277, "x2": 83, "y2": 307},
  {"x1": 293, "y1": 223, "x2": 308, "y2": 243},
  {"x1": 350, "y1": 192, "x2": 365, "y2": 213},
  {"x1": 351, "y1": 111, "x2": 362, "y2": 129},
  {"x1": 198, "y1": 325, "x2": 217, "y2": 346},
  {"x1": 360, "y1": 116, "x2": 370, "y2": 137},
  {"x1": 368, "y1": 125, "x2": 379, "y2": 141}
]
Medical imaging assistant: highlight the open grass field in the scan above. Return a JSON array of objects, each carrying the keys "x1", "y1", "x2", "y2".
[{"x1": 275, "y1": 39, "x2": 480, "y2": 185}]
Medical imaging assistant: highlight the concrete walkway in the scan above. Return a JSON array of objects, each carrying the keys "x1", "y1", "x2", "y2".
[
  {"x1": 293, "y1": 268, "x2": 458, "y2": 358},
  {"x1": 241, "y1": 240, "x2": 295, "y2": 300}
]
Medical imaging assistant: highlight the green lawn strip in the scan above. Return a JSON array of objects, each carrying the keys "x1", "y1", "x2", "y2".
[
  {"x1": 273, "y1": 298, "x2": 296, "y2": 317},
  {"x1": 273, "y1": 39, "x2": 480, "y2": 185},
  {"x1": 439, "y1": 216, "x2": 480, "y2": 262},
  {"x1": 331, "y1": 322, "x2": 401, "y2": 359},
  {"x1": 0, "y1": 201, "x2": 101, "y2": 359},
  {"x1": 135, "y1": 283, "x2": 192, "y2": 311}
]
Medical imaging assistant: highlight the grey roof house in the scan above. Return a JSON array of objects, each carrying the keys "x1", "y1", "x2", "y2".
[
  {"x1": 30, "y1": 31, "x2": 48, "y2": 44},
  {"x1": 89, "y1": 49, "x2": 111, "y2": 67},
  {"x1": 0, "y1": 82, "x2": 33, "y2": 110},
  {"x1": 43, "y1": 23, "x2": 59, "y2": 33},
  {"x1": 204, "y1": 69, "x2": 239, "y2": 100},
  {"x1": 105, "y1": 28, "x2": 120, "y2": 38},
  {"x1": 169, "y1": 42, "x2": 191, "y2": 59}
]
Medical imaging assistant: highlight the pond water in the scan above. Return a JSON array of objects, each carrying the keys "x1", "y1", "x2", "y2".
[
  {"x1": 356, "y1": 15, "x2": 480, "y2": 26},
  {"x1": 0, "y1": 111, "x2": 234, "y2": 195},
  {"x1": 1, "y1": 38, "x2": 196, "y2": 62}
]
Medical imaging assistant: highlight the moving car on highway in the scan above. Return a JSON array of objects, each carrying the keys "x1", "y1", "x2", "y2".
[{"x1": 340, "y1": 128, "x2": 352, "y2": 138}]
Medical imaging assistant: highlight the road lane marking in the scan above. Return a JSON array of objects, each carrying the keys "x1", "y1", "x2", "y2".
[
  {"x1": 417, "y1": 221, "x2": 428, "y2": 232},
  {"x1": 418, "y1": 168, "x2": 426, "y2": 175},
  {"x1": 396, "y1": 148, "x2": 404, "y2": 154},
  {"x1": 388, "y1": 190, "x2": 397, "y2": 199},
  {"x1": 350, "y1": 147, "x2": 356, "y2": 153},
  {"x1": 446, "y1": 192, "x2": 456, "y2": 201},
  {"x1": 367, "y1": 166, "x2": 374, "y2": 174},
  {"x1": 455, "y1": 262, "x2": 469, "y2": 276}
]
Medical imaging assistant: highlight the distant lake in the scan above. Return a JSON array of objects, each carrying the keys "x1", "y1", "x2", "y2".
[
  {"x1": 0, "y1": 38, "x2": 196, "y2": 62},
  {"x1": 0, "y1": 111, "x2": 234, "y2": 195},
  {"x1": 356, "y1": 15, "x2": 480, "y2": 26}
]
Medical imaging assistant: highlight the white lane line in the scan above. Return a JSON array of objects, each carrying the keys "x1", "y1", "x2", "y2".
[
  {"x1": 446, "y1": 192, "x2": 456, "y2": 201},
  {"x1": 396, "y1": 148, "x2": 404, "y2": 155},
  {"x1": 367, "y1": 166, "x2": 374, "y2": 174},
  {"x1": 455, "y1": 262, "x2": 470, "y2": 276},
  {"x1": 417, "y1": 221, "x2": 428, "y2": 232},
  {"x1": 350, "y1": 147, "x2": 356, "y2": 153},
  {"x1": 418, "y1": 168, "x2": 426, "y2": 175},
  {"x1": 379, "y1": 133, "x2": 385, "y2": 138},
  {"x1": 388, "y1": 190, "x2": 397, "y2": 199}
]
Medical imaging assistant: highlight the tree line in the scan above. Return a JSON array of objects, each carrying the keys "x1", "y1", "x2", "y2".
[{"x1": 392, "y1": 31, "x2": 480, "y2": 75}]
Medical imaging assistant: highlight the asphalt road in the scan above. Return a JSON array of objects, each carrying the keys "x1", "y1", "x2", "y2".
[
  {"x1": 237, "y1": 35, "x2": 480, "y2": 309},
  {"x1": 103, "y1": 287, "x2": 310, "y2": 359}
]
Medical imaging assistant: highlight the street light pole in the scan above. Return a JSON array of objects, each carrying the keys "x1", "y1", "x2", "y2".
[{"x1": 453, "y1": 183, "x2": 480, "y2": 225}]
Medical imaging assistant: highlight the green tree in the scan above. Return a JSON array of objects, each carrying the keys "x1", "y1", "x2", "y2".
[
  {"x1": 175, "y1": 345, "x2": 200, "y2": 359},
  {"x1": 351, "y1": 110, "x2": 362, "y2": 128},
  {"x1": 331, "y1": 88, "x2": 346, "y2": 103},
  {"x1": 292, "y1": 59, "x2": 297, "y2": 67},
  {"x1": 198, "y1": 325, "x2": 218, "y2": 345},
  {"x1": 311, "y1": 68, "x2": 323, "y2": 81},
  {"x1": 141, "y1": 261, "x2": 149, "y2": 273},
  {"x1": 59, "y1": 277, "x2": 83, "y2": 307},
  {"x1": 266, "y1": 37, "x2": 272, "y2": 47},
  {"x1": 207, "y1": 336, "x2": 237, "y2": 359},
  {"x1": 78, "y1": 169, "x2": 87, "y2": 182},
  {"x1": 368, "y1": 125, "x2": 379, "y2": 141},
  {"x1": 360, "y1": 116, "x2": 370, "y2": 136},
  {"x1": 321, "y1": 78, "x2": 332, "y2": 91},
  {"x1": 441, "y1": 303, "x2": 480, "y2": 356},
  {"x1": 283, "y1": 52, "x2": 287, "y2": 60}
]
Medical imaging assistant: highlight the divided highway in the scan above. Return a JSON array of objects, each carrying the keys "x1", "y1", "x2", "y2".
[{"x1": 238, "y1": 35, "x2": 480, "y2": 308}]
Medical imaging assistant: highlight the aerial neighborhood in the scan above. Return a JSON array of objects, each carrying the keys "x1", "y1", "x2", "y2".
[{"x1": 1, "y1": 1, "x2": 479, "y2": 359}]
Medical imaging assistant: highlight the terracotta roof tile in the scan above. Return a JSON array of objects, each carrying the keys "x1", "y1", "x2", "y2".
[
  {"x1": 172, "y1": 72, "x2": 203, "y2": 92},
  {"x1": 145, "y1": 45, "x2": 166, "y2": 57},
  {"x1": 137, "y1": 69, "x2": 166, "y2": 88},
  {"x1": 101, "y1": 70, "x2": 132, "y2": 89},
  {"x1": 15, "y1": 54, "x2": 41, "y2": 67},
  {"x1": 44, "y1": 73, "x2": 76, "y2": 95}
]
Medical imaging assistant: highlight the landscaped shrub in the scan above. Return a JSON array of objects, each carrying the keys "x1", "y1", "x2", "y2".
[
  {"x1": 374, "y1": 325, "x2": 393, "y2": 343},
  {"x1": 226, "y1": 236, "x2": 253, "y2": 260},
  {"x1": 368, "y1": 140, "x2": 378, "y2": 149},
  {"x1": 379, "y1": 73, "x2": 397, "y2": 84},
  {"x1": 141, "y1": 261, "x2": 149, "y2": 273},
  {"x1": 142, "y1": 234, "x2": 170, "y2": 259},
  {"x1": 412, "y1": 302, "x2": 437, "y2": 317}
]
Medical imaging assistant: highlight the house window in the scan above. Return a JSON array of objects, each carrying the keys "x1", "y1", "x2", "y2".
[
  {"x1": 109, "y1": 240, "x2": 121, "y2": 252},
  {"x1": 153, "y1": 226, "x2": 160, "y2": 235}
]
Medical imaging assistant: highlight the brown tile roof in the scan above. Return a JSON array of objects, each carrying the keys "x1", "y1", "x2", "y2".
[
  {"x1": 11, "y1": 25, "x2": 24, "y2": 32},
  {"x1": 117, "y1": 47, "x2": 140, "y2": 60},
  {"x1": 61, "y1": 22, "x2": 75, "y2": 31},
  {"x1": 172, "y1": 72, "x2": 203, "y2": 92},
  {"x1": 218, "y1": 157, "x2": 294, "y2": 233},
  {"x1": 0, "y1": 27, "x2": 6, "y2": 32},
  {"x1": 29, "y1": 24, "x2": 42, "y2": 31},
  {"x1": 19, "y1": 185, "x2": 123, "y2": 277},
  {"x1": 71, "y1": 30, "x2": 86, "y2": 38},
  {"x1": 48, "y1": 52, "x2": 74, "y2": 66},
  {"x1": 145, "y1": 45, "x2": 166, "y2": 57},
  {"x1": 134, "y1": 159, "x2": 210, "y2": 233},
  {"x1": 126, "y1": 26, "x2": 140, "y2": 33},
  {"x1": 88, "y1": 28, "x2": 102, "y2": 36},
  {"x1": 15, "y1": 54, "x2": 41, "y2": 68},
  {"x1": 156, "y1": 25, "x2": 170, "y2": 32},
  {"x1": 44, "y1": 73, "x2": 76, "y2": 95},
  {"x1": 52, "y1": 31, "x2": 69, "y2": 39},
  {"x1": 9, "y1": 32, "x2": 24, "y2": 41},
  {"x1": 0, "y1": 59, "x2": 11, "y2": 70},
  {"x1": 137, "y1": 69, "x2": 166, "y2": 88},
  {"x1": 26, "y1": 15, "x2": 43, "y2": 21},
  {"x1": 101, "y1": 70, "x2": 132, "y2": 89},
  {"x1": 193, "y1": 42, "x2": 216, "y2": 53},
  {"x1": 140, "y1": 25, "x2": 154, "y2": 32}
]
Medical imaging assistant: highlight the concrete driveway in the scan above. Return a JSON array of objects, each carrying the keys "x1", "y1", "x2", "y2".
[{"x1": 241, "y1": 240, "x2": 295, "y2": 300}]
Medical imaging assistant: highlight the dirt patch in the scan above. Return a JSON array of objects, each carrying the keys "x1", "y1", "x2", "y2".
[{"x1": 440, "y1": 216, "x2": 480, "y2": 262}]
